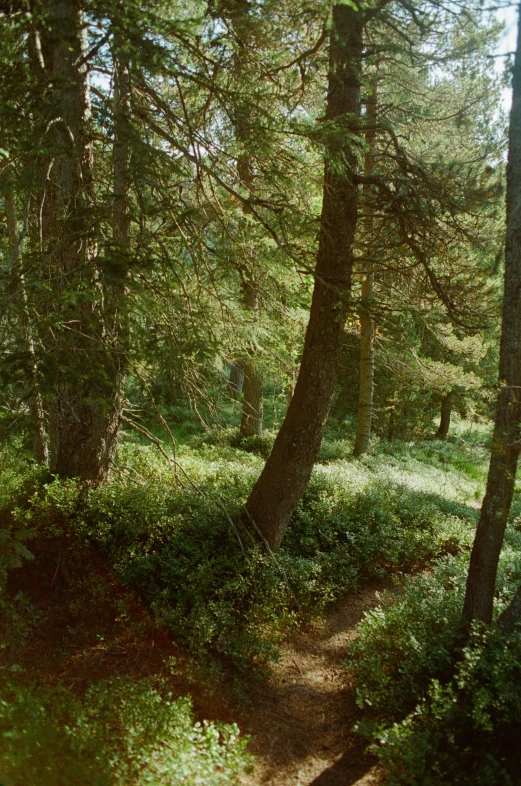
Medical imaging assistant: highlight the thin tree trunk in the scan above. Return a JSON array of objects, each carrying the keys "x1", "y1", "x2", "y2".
[
  {"x1": 463, "y1": 6, "x2": 521, "y2": 624},
  {"x1": 227, "y1": 3, "x2": 264, "y2": 437},
  {"x1": 113, "y1": 55, "x2": 131, "y2": 251},
  {"x1": 104, "y1": 48, "x2": 132, "y2": 470},
  {"x1": 237, "y1": 151, "x2": 263, "y2": 438},
  {"x1": 42, "y1": 0, "x2": 122, "y2": 482},
  {"x1": 435, "y1": 392, "x2": 452, "y2": 440},
  {"x1": 228, "y1": 362, "x2": 245, "y2": 396},
  {"x1": 4, "y1": 166, "x2": 49, "y2": 463},
  {"x1": 240, "y1": 281, "x2": 263, "y2": 437},
  {"x1": 354, "y1": 82, "x2": 377, "y2": 457},
  {"x1": 244, "y1": 4, "x2": 363, "y2": 551}
]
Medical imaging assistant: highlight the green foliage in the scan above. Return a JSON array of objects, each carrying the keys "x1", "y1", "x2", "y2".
[
  {"x1": 346, "y1": 525, "x2": 521, "y2": 785},
  {"x1": 374, "y1": 628, "x2": 521, "y2": 785},
  {"x1": 6, "y1": 434, "x2": 479, "y2": 673},
  {"x1": 0, "y1": 675, "x2": 251, "y2": 786},
  {"x1": 0, "y1": 444, "x2": 44, "y2": 642},
  {"x1": 199, "y1": 427, "x2": 276, "y2": 459},
  {"x1": 346, "y1": 557, "x2": 469, "y2": 720}
]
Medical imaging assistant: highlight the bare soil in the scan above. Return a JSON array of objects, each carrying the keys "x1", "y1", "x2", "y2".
[
  {"x1": 238, "y1": 581, "x2": 391, "y2": 786},
  {"x1": 4, "y1": 538, "x2": 388, "y2": 786}
]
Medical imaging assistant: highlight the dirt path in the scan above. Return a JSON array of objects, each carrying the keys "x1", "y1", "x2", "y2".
[
  {"x1": 5, "y1": 538, "x2": 391, "y2": 786},
  {"x1": 238, "y1": 579, "x2": 393, "y2": 786}
]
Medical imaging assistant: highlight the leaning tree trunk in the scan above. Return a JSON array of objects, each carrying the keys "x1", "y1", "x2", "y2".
[
  {"x1": 244, "y1": 4, "x2": 363, "y2": 551},
  {"x1": 435, "y1": 391, "x2": 452, "y2": 440},
  {"x1": 42, "y1": 0, "x2": 123, "y2": 482},
  {"x1": 354, "y1": 81, "x2": 377, "y2": 457},
  {"x1": 4, "y1": 165, "x2": 49, "y2": 463},
  {"x1": 463, "y1": 6, "x2": 521, "y2": 625}
]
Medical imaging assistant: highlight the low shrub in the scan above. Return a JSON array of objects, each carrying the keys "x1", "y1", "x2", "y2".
[
  {"x1": 0, "y1": 674, "x2": 251, "y2": 786},
  {"x1": 346, "y1": 557, "x2": 469, "y2": 721},
  {"x1": 347, "y1": 528, "x2": 521, "y2": 785},
  {"x1": 374, "y1": 627, "x2": 521, "y2": 785},
  {"x1": 6, "y1": 437, "x2": 476, "y2": 674},
  {"x1": 0, "y1": 444, "x2": 46, "y2": 644}
]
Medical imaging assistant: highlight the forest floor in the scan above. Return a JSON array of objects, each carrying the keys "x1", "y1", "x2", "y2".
[
  {"x1": 238, "y1": 580, "x2": 391, "y2": 786},
  {"x1": 4, "y1": 535, "x2": 389, "y2": 786}
]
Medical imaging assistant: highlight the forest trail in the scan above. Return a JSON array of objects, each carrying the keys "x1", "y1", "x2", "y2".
[
  {"x1": 238, "y1": 579, "x2": 393, "y2": 786},
  {"x1": 5, "y1": 537, "x2": 391, "y2": 786}
]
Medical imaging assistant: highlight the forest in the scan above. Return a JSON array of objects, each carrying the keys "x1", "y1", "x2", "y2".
[{"x1": 1, "y1": 0, "x2": 521, "y2": 783}]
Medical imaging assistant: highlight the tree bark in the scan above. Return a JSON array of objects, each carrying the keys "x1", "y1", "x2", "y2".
[
  {"x1": 236, "y1": 145, "x2": 263, "y2": 438},
  {"x1": 244, "y1": 4, "x2": 363, "y2": 551},
  {"x1": 4, "y1": 166, "x2": 49, "y2": 463},
  {"x1": 354, "y1": 82, "x2": 377, "y2": 457},
  {"x1": 435, "y1": 391, "x2": 452, "y2": 440},
  {"x1": 42, "y1": 0, "x2": 122, "y2": 482},
  {"x1": 463, "y1": 5, "x2": 521, "y2": 624},
  {"x1": 240, "y1": 282, "x2": 263, "y2": 437},
  {"x1": 226, "y1": 2, "x2": 264, "y2": 437},
  {"x1": 229, "y1": 362, "x2": 245, "y2": 395}
]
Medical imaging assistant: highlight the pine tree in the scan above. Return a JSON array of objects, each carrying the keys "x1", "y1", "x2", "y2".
[
  {"x1": 244, "y1": 2, "x2": 364, "y2": 551},
  {"x1": 463, "y1": 2, "x2": 521, "y2": 626}
]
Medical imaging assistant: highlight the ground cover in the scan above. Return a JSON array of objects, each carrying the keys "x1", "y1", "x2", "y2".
[{"x1": 1, "y1": 418, "x2": 507, "y2": 785}]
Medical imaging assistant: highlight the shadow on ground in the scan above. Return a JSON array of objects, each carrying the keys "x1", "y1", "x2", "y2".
[{"x1": 239, "y1": 578, "x2": 392, "y2": 786}]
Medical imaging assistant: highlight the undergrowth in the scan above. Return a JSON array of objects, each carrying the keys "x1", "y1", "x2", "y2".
[
  {"x1": 2, "y1": 429, "x2": 483, "y2": 675},
  {"x1": 346, "y1": 524, "x2": 521, "y2": 785},
  {"x1": 0, "y1": 673, "x2": 251, "y2": 786},
  {"x1": 0, "y1": 423, "x2": 499, "y2": 783}
]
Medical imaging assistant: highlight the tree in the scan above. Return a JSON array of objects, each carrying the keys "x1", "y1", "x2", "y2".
[
  {"x1": 34, "y1": 0, "x2": 125, "y2": 482},
  {"x1": 353, "y1": 78, "x2": 377, "y2": 457},
  {"x1": 244, "y1": 2, "x2": 364, "y2": 551},
  {"x1": 340, "y1": 5, "x2": 503, "y2": 444},
  {"x1": 226, "y1": 0, "x2": 265, "y2": 438},
  {"x1": 2, "y1": 160, "x2": 48, "y2": 463},
  {"x1": 463, "y1": 2, "x2": 521, "y2": 626}
]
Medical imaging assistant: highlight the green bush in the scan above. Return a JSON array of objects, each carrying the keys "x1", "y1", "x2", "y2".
[
  {"x1": 0, "y1": 444, "x2": 45, "y2": 644},
  {"x1": 347, "y1": 529, "x2": 521, "y2": 785},
  {"x1": 5, "y1": 436, "x2": 479, "y2": 673},
  {"x1": 0, "y1": 675, "x2": 251, "y2": 786},
  {"x1": 374, "y1": 627, "x2": 521, "y2": 785},
  {"x1": 0, "y1": 443, "x2": 42, "y2": 593},
  {"x1": 346, "y1": 557, "x2": 469, "y2": 721}
]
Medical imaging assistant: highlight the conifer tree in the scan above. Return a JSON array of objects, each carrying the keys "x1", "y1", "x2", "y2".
[
  {"x1": 463, "y1": 2, "x2": 521, "y2": 626},
  {"x1": 244, "y1": 2, "x2": 364, "y2": 551}
]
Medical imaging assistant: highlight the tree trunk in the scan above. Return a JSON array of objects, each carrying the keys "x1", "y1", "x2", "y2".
[
  {"x1": 227, "y1": 3, "x2": 264, "y2": 438},
  {"x1": 354, "y1": 82, "x2": 377, "y2": 457},
  {"x1": 42, "y1": 0, "x2": 122, "y2": 482},
  {"x1": 240, "y1": 280, "x2": 263, "y2": 437},
  {"x1": 463, "y1": 6, "x2": 521, "y2": 624},
  {"x1": 4, "y1": 166, "x2": 49, "y2": 463},
  {"x1": 228, "y1": 362, "x2": 245, "y2": 395},
  {"x1": 241, "y1": 359, "x2": 263, "y2": 437},
  {"x1": 236, "y1": 148, "x2": 263, "y2": 440},
  {"x1": 435, "y1": 392, "x2": 452, "y2": 440},
  {"x1": 244, "y1": 4, "x2": 363, "y2": 551}
]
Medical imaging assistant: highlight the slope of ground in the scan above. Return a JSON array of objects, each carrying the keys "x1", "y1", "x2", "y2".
[{"x1": 4, "y1": 536, "x2": 391, "y2": 786}]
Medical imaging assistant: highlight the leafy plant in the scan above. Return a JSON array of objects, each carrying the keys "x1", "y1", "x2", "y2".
[
  {"x1": 347, "y1": 528, "x2": 521, "y2": 785},
  {"x1": 0, "y1": 675, "x2": 251, "y2": 786}
]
